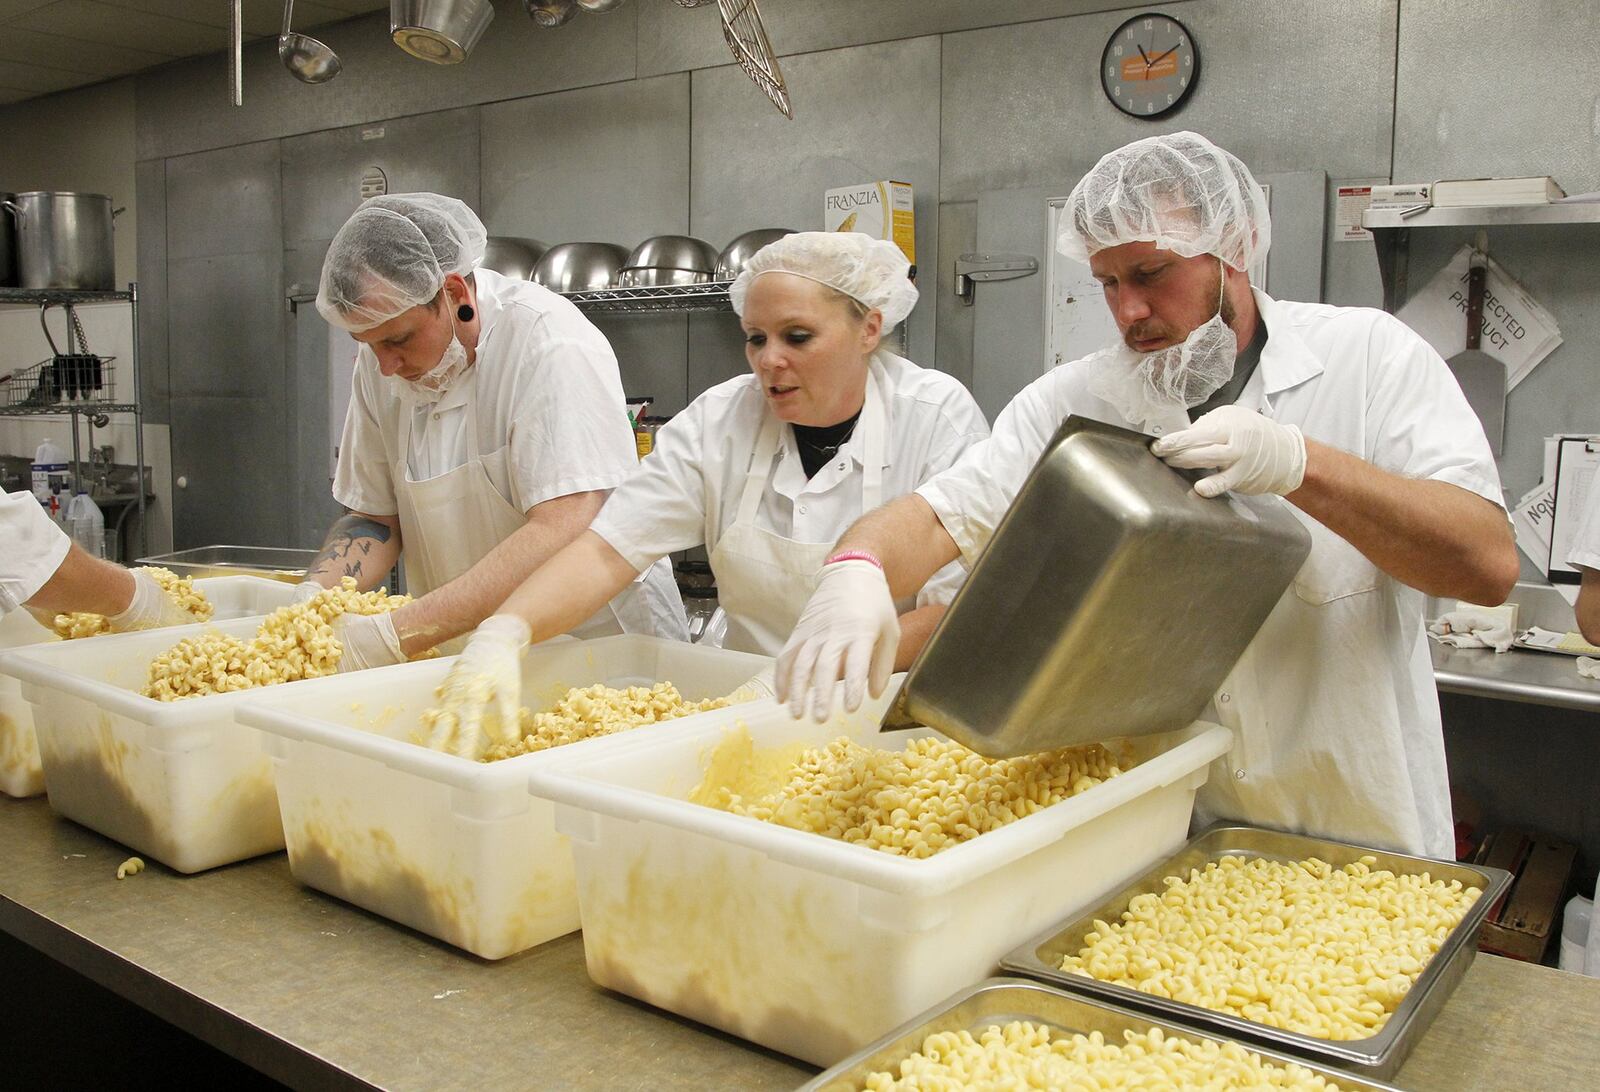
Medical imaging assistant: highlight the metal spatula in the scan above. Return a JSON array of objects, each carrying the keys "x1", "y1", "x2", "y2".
[{"x1": 1447, "y1": 254, "x2": 1505, "y2": 453}]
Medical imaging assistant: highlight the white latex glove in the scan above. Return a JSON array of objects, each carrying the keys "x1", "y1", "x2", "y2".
[
  {"x1": 290, "y1": 580, "x2": 326, "y2": 605},
  {"x1": 1578, "y1": 656, "x2": 1600, "y2": 681},
  {"x1": 332, "y1": 611, "x2": 405, "y2": 672},
  {"x1": 1151, "y1": 405, "x2": 1306, "y2": 499},
  {"x1": 425, "y1": 615, "x2": 532, "y2": 760},
  {"x1": 107, "y1": 568, "x2": 202, "y2": 632},
  {"x1": 775, "y1": 560, "x2": 899, "y2": 723}
]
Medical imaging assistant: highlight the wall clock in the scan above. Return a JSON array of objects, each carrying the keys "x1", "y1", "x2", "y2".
[{"x1": 1101, "y1": 13, "x2": 1199, "y2": 119}]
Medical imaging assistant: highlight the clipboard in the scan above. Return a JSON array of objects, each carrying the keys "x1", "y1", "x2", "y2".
[{"x1": 1547, "y1": 436, "x2": 1600, "y2": 584}]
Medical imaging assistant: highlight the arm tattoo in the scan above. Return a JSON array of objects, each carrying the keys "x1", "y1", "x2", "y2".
[{"x1": 310, "y1": 514, "x2": 392, "y2": 578}]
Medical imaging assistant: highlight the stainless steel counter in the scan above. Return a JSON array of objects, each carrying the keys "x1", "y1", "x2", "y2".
[
  {"x1": 1428, "y1": 581, "x2": 1600, "y2": 712},
  {"x1": 4, "y1": 797, "x2": 1599, "y2": 1090},
  {"x1": 1432, "y1": 642, "x2": 1600, "y2": 713}
]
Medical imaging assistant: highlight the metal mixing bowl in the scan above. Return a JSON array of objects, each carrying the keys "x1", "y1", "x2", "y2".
[
  {"x1": 534, "y1": 242, "x2": 630, "y2": 292},
  {"x1": 480, "y1": 237, "x2": 548, "y2": 280},
  {"x1": 714, "y1": 227, "x2": 796, "y2": 280},
  {"x1": 624, "y1": 234, "x2": 718, "y2": 275}
]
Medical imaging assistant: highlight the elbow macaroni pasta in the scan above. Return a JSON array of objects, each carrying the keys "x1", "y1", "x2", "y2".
[
  {"x1": 54, "y1": 566, "x2": 213, "y2": 638},
  {"x1": 141, "y1": 578, "x2": 414, "y2": 701},
  {"x1": 698, "y1": 736, "x2": 1123, "y2": 859},
  {"x1": 1059, "y1": 854, "x2": 1482, "y2": 1041},
  {"x1": 860, "y1": 1021, "x2": 1348, "y2": 1090},
  {"x1": 116, "y1": 856, "x2": 145, "y2": 880},
  {"x1": 472, "y1": 682, "x2": 741, "y2": 762}
]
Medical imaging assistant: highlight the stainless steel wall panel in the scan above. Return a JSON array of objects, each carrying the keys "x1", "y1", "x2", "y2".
[
  {"x1": 933, "y1": 200, "x2": 977, "y2": 389},
  {"x1": 686, "y1": 312, "x2": 749, "y2": 403},
  {"x1": 1393, "y1": 0, "x2": 1600, "y2": 504},
  {"x1": 134, "y1": 157, "x2": 170, "y2": 424},
  {"x1": 592, "y1": 315, "x2": 690, "y2": 416},
  {"x1": 282, "y1": 107, "x2": 481, "y2": 247},
  {"x1": 637, "y1": 0, "x2": 1152, "y2": 78},
  {"x1": 1323, "y1": 177, "x2": 1389, "y2": 312},
  {"x1": 289, "y1": 303, "x2": 347, "y2": 548},
  {"x1": 1393, "y1": 0, "x2": 1600, "y2": 191},
  {"x1": 136, "y1": 6, "x2": 635, "y2": 163},
  {"x1": 939, "y1": 1, "x2": 1397, "y2": 204},
  {"x1": 481, "y1": 73, "x2": 691, "y2": 249},
  {"x1": 690, "y1": 36, "x2": 942, "y2": 367},
  {"x1": 168, "y1": 395, "x2": 290, "y2": 548},
  {"x1": 164, "y1": 140, "x2": 284, "y2": 259},
  {"x1": 167, "y1": 252, "x2": 285, "y2": 399},
  {"x1": 971, "y1": 185, "x2": 1057, "y2": 421}
]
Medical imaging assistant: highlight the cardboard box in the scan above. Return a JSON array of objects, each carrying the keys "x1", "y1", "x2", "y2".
[
  {"x1": 824, "y1": 180, "x2": 915, "y2": 271},
  {"x1": 1474, "y1": 830, "x2": 1577, "y2": 962}
]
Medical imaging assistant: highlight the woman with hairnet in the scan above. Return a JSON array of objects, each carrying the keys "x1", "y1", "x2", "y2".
[
  {"x1": 776, "y1": 132, "x2": 1519, "y2": 860},
  {"x1": 300, "y1": 193, "x2": 686, "y2": 666},
  {"x1": 419, "y1": 232, "x2": 989, "y2": 757}
]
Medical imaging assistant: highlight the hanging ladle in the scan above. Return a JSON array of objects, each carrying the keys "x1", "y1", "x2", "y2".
[{"x1": 279, "y1": 0, "x2": 342, "y2": 84}]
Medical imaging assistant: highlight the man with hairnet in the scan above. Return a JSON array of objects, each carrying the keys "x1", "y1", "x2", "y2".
[
  {"x1": 300, "y1": 193, "x2": 685, "y2": 666},
  {"x1": 776, "y1": 133, "x2": 1518, "y2": 858}
]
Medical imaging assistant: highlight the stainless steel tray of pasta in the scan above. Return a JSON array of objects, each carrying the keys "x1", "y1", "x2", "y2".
[
  {"x1": 799, "y1": 977, "x2": 1403, "y2": 1091},
  {"x1": 998, "y1": 824, "x2": 1511, "y2": 1079}
]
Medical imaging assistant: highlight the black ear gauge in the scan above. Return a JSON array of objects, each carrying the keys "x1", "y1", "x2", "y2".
[{"x1": 457, "y1": 304, "x2": 475, "y2": 322}]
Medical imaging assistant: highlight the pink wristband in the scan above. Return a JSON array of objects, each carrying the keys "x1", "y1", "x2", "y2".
[{"x1": 826, "y1": 550, "x2": 883, "y2": 571}]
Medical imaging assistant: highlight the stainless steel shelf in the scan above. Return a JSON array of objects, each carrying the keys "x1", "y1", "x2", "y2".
[
  {"x1": 1365, "y1": 203, "x2": 1600, "y2": 312},
  {"x1": 0, "y1": 402, "x2": 137, "y2": 417},
  {"x1": 0, "y1": 286, "x2": 134, "y2": 306},
  {"x1": 1363, "y1": 203, "x2": 1600, "y2": 230},
  {"x1": 562, "y1": 281, "x2": 735, "y2": 314}
]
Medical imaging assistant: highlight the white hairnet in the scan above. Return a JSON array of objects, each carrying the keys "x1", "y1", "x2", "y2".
[
  {"x1": 729, "y1": 231, "x2": 918, "y2": 328},
  {"x1": 1057, "y1": 132, "x2": 1271, "y2": 273},
  {"x1": 316, "y1": 193, "x2": 488, "y2": 332}
]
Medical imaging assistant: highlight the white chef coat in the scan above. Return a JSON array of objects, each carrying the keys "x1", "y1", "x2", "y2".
[
  {"x1": 1567, "y1": 484, "x2": 1600, "y2": 572},
  {"x1": 590, "y1": 350, "x2": 990, "y2": 653},
  {"x1": 1, "y1": 486, "x2": 70, "y2": 614},
  {"x1": 332, "y1": 266, "x2": 685, "y2": 638},
  {"x1": 918, "y1": 289, "x2": 1506, "y2": 859}
]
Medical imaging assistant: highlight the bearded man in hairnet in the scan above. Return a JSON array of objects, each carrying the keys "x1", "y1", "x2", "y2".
[
  {"x1": 298, "y1": 193, "x2": 686, "y2": 666},
  {"x1": 777, "y1": 132, "x2": 1517, "y2": 858}
]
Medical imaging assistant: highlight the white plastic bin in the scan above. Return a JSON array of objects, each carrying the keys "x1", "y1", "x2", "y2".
[
  {"x1": 0, "y1": 610, "x2": 313, "y2": 872},
  {"x1": 529, "y1": 699, "x2": 1233, "y2": 1066},
  {"x1": 0, "y1": 575, "x2": 295, "y2": 800},
  {"x1": 235, "y1": 635, "x2": 771, "y2": 960}
]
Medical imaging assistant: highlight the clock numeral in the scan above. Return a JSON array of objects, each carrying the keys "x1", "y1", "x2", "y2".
[
  {"x1": 1167, "y1": 93, "x2": 1175, "y2": 104},
  {"x1": 1143, "y1": 17, "x2": 1153, "y2": 28},
  {"x1": 1114, "y1": 44, "x2": 1123, "y2": 56},
  {"x1": 1146, "y1": 101, "x2": 1154, "y2": 111},
  {"x1": 1180, "y1": 76, "x2": 1188, "y2": 87},
  {"x1": 1185, "y1": 55, "x2": 1192, "y2": 66}
]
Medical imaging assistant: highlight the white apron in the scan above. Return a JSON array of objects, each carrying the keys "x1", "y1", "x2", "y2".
[
  {"x1": 709, "y1": 363, "x2": 901, "y2": 656},
  {"x1": 393, "y1": 374, "x2": 661, "y2": 646}
]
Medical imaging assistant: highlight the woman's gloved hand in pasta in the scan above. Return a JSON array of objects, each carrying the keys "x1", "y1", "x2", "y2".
[
  {"x1": 424, "y1": 615, "x2": 531, "y2": 759},
  {"x1": 107, "y1": 568, "x2": 203, "y2": 632},
  {"x1": 331, "y1": 611, "x2": 405, "y2": 672},
  {"x1": 776, "y1": 559, "x2": 900, "y2": 722}
]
